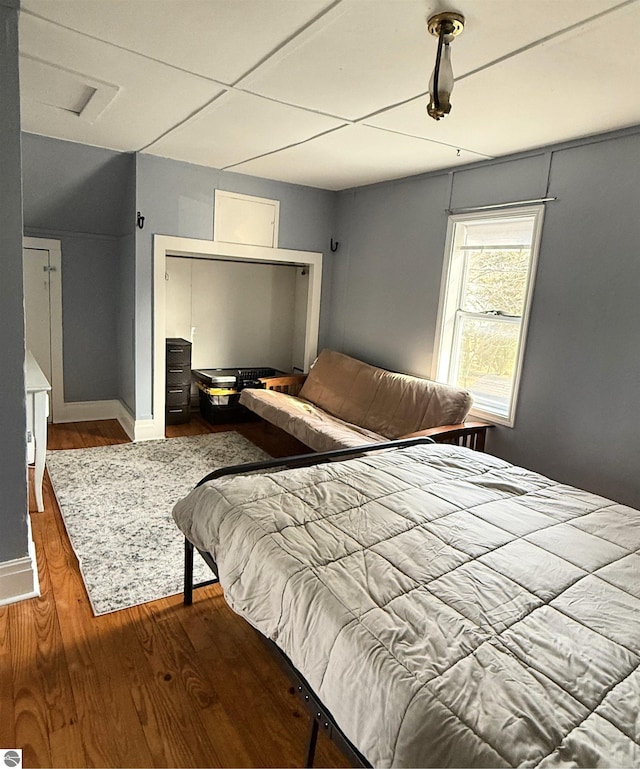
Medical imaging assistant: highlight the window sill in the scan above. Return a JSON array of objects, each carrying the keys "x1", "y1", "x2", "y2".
[{"x1": 469, "y1": 407, "x2": 513, "y2": 428}]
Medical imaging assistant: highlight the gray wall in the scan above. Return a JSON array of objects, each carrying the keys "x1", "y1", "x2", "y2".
[
  {"x1": 330, "y1": 130, "x2": 640, "y2": 509},
  {"x1": 134, "y1": 153, "x2": 337, "y2": 418},
  {"x1": 0, "y1": 0, "x2": 28, "y2": 562},
  {"x1": 16, "y1": 109, "x2": 639, "y2": 510},
  {"x1": 22, "y1": 133, "x2": 136, "y2": 403}
]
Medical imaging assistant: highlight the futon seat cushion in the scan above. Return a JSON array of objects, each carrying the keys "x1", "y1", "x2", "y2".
[{"x1": 239, "y1": 387, "x2": 385, "y2": 453}]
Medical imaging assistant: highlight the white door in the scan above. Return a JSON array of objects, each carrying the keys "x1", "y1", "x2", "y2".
[{"x1": 23, "y1": 239, "x2": 63, "y2": 421}]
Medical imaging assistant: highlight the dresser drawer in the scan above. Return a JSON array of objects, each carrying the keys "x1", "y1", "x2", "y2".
[
  {"x1": 166, "y1": 339, "x2": 191, "y2": 365},
  {"x1": 166, "y1": 384, "x2": 190, "y2": 406},
  {"x1": 165, "y1": 404, "x2": 191, "y2": 424},
  {"x1": 166, "y1": 365, "x2": 191, "y2": 386}
]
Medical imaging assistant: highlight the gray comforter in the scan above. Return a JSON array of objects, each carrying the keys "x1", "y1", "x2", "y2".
[{"x1": 172, "y1": 443, "x2": 640, "y2": 768}]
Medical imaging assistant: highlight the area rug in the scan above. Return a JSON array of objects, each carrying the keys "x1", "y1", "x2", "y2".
[{"x1": 46, "y1": 432, "x2": 270, "y2": 615}]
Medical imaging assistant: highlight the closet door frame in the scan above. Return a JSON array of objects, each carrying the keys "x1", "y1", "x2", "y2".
[{"x1": 151, "y1": 235, "x2": 322, "y2": 440}]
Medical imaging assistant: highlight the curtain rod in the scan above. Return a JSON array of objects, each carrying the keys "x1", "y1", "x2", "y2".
[{"x1": 447, "y1": 197, "x2": 557, "y2": 214}]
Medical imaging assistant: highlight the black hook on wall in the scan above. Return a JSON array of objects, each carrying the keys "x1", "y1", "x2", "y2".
[
  {"x1": 330, "y1": 238, "x2": 339, "y2": 252},
  {"x1": 137, "y1": 211, "x2": 145, "y2": 230}
]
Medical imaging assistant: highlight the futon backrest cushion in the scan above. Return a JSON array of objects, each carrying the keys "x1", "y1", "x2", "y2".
[{"x1": 298, "y1": 349, "x2": 473, "y2": 439}]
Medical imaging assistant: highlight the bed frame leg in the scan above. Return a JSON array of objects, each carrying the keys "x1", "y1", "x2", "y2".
[
  {"x1": 304, "y1": 717, "x2": 319, "y2": 768},
  {"x1": 184, "y1": 537, "x2": 194, "y2": 606}
]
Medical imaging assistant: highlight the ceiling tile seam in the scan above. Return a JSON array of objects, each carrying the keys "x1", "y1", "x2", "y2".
[
  {"x1": 234, "y1": 86, "x2": 356, "y2": 124},
  {"x1": 220, "y1": 124, "x2": 349, "y2": 171},
  {"x1": 358, "y1": 123, "x2": 494, "y2": 160},
  {"x1": 136, "y1": 80, "x2": 356, "y2": 156},
  {"x1": 455, "y1": 0, "x2": 640, "y2": 84},
  {"x1": 219, "y1": 120, "x2": 492, "y2": 176},
  {"x1": 19, "y1": 8, "x2": 233, "y2": 89},
  {"x1": 229, "y1": 0, "x2": 346, "y2": 87},
  {"x1": 136, "y1": 90, "x2": 229, "y2": 153}
]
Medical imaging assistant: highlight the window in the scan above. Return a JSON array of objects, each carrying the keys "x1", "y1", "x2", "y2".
[{"x1": 434, "y1": 206, "x2": 544, "y2": 426}]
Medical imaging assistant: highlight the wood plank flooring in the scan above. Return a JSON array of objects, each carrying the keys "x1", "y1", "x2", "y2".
[{"x1": 1, "y1": 417, "x2": 349, "y2": 768}]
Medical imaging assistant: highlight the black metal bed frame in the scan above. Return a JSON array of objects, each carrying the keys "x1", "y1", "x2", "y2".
[{"x1": 182, "y1": 436, "x2": 436, "y2": 768}]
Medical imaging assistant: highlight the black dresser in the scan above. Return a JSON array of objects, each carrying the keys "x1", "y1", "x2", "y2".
[{"x1": 165, "y1": 338, "x2": 192, "y2": 424}]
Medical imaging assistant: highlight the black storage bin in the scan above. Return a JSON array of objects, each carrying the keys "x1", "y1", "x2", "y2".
[
  {"x1": 193, "y1": 366, "x2": 285, "y2": 425},
  {"x1": 198, "y1": 389, "x2": 257, "y2": 424}
]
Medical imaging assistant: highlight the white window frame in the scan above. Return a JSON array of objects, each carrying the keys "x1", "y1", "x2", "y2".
[{"x1": 433, "y1": 205, "x2": 545, "y2": 427}]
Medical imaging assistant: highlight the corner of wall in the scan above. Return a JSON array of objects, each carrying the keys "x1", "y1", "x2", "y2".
[{"x1": 0, "y1": 515, "x2": 40, "y2": 607}]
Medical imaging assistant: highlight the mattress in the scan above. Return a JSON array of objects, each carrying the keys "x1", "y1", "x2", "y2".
[{"x1": 172, "y1": 443, "x2": 640, "y2": 768}]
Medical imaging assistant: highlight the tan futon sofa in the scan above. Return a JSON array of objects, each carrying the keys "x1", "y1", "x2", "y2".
[{"x1": 239, "y1": 349, "x2": 488, "y2": 453}]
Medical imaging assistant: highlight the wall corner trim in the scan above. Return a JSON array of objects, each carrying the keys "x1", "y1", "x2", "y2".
[
  {"x1": 133, "y1": 419, "x2": 163, "y2": 442},
  {"x1": 0, "y1": 532, "x2": 40, "y2": 607},
  {"x1": 115, "y1": 402, "x2": 162, "y2": 442}
]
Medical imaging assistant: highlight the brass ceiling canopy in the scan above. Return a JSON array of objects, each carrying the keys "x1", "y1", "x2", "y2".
[
  {"x1": 426, "y1": 11, "x2": 465, "y2": 121},
  {"x1": 427, "y1": 11, "x2": 465, "y2": 39}
]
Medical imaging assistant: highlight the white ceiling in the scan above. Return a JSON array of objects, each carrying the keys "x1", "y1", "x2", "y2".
[{"x1": 18, "y1": 0, "x2": 640, "y2": 191}]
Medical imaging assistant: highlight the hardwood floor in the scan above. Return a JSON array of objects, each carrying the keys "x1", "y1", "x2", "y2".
[{"x1": 1, "y1": 417, "x2": 349, "y2": 768}]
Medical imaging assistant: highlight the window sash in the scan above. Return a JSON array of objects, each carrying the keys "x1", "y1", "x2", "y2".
[
  {"x1": 449, "y1": 312, "x2": 521, "y2": 419},
  {"x1": 434, "y1": 206, "x2": 544, "y2": 426}
]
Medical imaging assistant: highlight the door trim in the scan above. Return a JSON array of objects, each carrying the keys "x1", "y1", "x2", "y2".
[
  {"x1": 23, "y1": 237, "x2": 64, "y2": 422},
  {"x1": 152, "y1": 235, "x2": 323, "y2": 441}
]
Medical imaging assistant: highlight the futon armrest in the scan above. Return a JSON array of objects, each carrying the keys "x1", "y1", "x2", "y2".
[
  {"x1": 259, "y1": 374, "x2": 308, "y2": 397},
  {"x1": 399, "y1": 421, "x2": 492, "y2": 452}
]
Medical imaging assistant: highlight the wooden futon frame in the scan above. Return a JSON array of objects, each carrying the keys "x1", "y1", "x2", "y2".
[{"x1": 259, "y1": 374, "x2": 490, "y2": 451}]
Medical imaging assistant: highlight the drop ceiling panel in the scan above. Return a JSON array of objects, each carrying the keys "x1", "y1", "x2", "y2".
[
  {"x1": 231, "y1": 124, "x2": 488, "y2": 190},
  {"x1": 367, "y1": 2, "x2": 640, "y2": 158},
  {"x1": 146, "y1": 91, "x2": 346, "y2": 168},
  {"x1": 20, "y1": 0, "x2": 336, "y2": 84},
  {"x1": 16, "y1": 0, "x2": 640, "y2": 190},
  {"x1": 19, "y1": 14, "x2": 224, "y2": 151},
  {"x1": 239, "y1": 0, "x2": 628, "y2": 121}
]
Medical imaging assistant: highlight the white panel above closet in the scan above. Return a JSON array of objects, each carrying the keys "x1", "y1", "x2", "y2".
[{"x1": 214, "y1": 190, "x2": 280, "y2": 247}]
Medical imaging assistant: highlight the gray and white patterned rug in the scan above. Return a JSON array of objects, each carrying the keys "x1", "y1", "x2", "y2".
[{"x1": 46, "y1": 431, "x2": 270, "y2": 615}]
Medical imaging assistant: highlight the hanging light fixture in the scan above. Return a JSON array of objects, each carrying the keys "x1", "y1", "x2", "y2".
[{"x1": 426, "y1": 11, "x2": 465, "y2": 121}]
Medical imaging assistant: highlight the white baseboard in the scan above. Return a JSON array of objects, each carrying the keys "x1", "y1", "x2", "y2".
[
  {"x1": 133, "y1": 419, "x2": 164, "y2": 442},
  {"x1": 115, "y1": 400, "x2": 136, "y2": 440},
  {"x1": 0, "y1": 517, "x2": 40, "y2": 607},
  {"x1": 54, "y1": 399, "x2": 121, "y2": 423},
  {"x1": 54, "y1": 399, "x2": 164, "y2": 443},
  {"x1": 114, "y1": 402, "x2": 163, "y2": 442}
]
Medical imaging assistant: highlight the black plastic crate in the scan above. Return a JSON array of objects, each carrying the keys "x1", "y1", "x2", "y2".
[{"x1": 198, "y1": 388, "x2": 257, "y2": 425}]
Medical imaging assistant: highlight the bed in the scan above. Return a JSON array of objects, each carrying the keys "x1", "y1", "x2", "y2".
[{"x1": 172, "y1": 440, "x2": 640, "y2": 768}]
